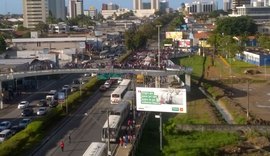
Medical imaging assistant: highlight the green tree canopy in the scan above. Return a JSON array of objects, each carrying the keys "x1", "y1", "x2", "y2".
[
  {"x1": 258, "y1": 35, "x2": 270, "y2": 50},
  {"x1": 0, "y1": 35, "x2": 7, "y2": 53},
  {"x1": 215, "y1": 16, "x2": 257, "y2": 36},
  {"x1": 35, "y1": 21, "x2": 49, "y2": 34}
]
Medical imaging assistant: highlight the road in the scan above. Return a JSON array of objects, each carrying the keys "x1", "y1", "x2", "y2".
[
  {"x1": 31, "y1": 84, "x2": 118, "y2": 156},
  {"x1": 0, "y1": 74, "x2": 82, "y2": 125}
]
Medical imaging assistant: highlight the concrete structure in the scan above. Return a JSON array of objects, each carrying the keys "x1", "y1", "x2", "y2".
[
  {"x1": 48, "y1": 0, "x2": 65, "y2": 20},
  {"x1": 232, "y1": 0, "x2": 251, "y2": 14},
  {"x1": 84, "y1": 6, "x2": 97, "y2": 19},
  {"x1": 23, "y1": 0, "x2": 49, "y2": 29},
  {"x1": 186, "y1": 1, "x2": 218, "y2": 14},
  {"x1": 133, "y1": 0, "x2": 160, "y2": 17},
  {"x1": 160, "y1": 0, "x2": 169, "y2": 12},
  {"x1": 68, "y1": 0, "x2": 83, "y2": 18},
  {"x1": 233, "y1": 5, "x2": 270, "y2": 22},
  {"x1": 223, "y1": 0, "x2": 232, "y2": 12},
  {"x1": 101, "y1": 8, "x2": 130, "y2": 19}
]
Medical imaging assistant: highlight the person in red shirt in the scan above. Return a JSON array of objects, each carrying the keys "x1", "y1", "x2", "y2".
[{"x1": 59, "y1": 141, "x2": 64, "y2": 152}]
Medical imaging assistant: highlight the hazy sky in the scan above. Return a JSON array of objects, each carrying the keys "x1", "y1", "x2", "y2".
[{"x1": 0, "y1": 0, "x2": 223, "y2": 15}]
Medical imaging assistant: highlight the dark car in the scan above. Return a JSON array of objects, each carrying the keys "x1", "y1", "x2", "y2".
[
  {"x1": 99, "y1": 85, "x2": 107, "y2": 92},
  {"x1": 21, "y1": 108, "x2": 34, "y2": 116},
  {"x1": 37, "y1": 99, "x2": 47, "y2": 107},
  {"x1": 10, "y1": 125, "x2": 24, "y2": 135}
]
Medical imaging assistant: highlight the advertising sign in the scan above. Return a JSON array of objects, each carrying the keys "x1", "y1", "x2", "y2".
[
  {"x1": 178, "y1": 39, "x2": 192, "y2": 47},
  {"x1": 165, "y1": 32, "x2": 183, "y2": 40},
  {"x1": 136, "y1": 87, "x2": 187, "y2": 113}
]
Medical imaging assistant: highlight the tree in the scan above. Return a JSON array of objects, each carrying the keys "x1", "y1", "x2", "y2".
[
  {"x1": 0, "y1": 35, "x2": 6, "y2": 53},
  {"x1": 35, "y1": 22, "x2": 49, "y2": 34},
  {"x1": 215, "y1": 16, "x2": 257, "y2": 36},
  {"x1": 258, "y1": 35, "x2": 270, "y2": 50}
]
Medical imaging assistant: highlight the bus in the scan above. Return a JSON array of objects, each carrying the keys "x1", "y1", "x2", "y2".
[
  {"x1": 99, "y1": 50, "x2": 109, "y2": 59},
  {"x1": 101, "y1": 115, "x2": 121, "y2": 142},
  {"x1": 82, "y1": 142, "x2": 107, "y2": 156},
  {"x1": 111, "y1": 103, "x2": 130, "y2": 127},
  {"x1": 110, "y1": 79, "x2": 131, "y2": 104},
  {"x1": 122, "y1": 91, "x2": 135, "y2": 110}
]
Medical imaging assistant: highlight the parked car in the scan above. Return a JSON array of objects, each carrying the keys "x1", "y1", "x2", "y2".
[
  {"x1": 36, "y1": 107, "x2": 47, "y2": 116},
  {"x1": 18, "y1": 101, "x2": 30, "y2": 109},
  {"x1": 21, "y1": 108, "x2": 34, "y2": 116},
  {"x1": 104, "y1": 80, "x2": 112, "y2": 89},
  {"x1": 99, "y1": 85, "x2": 107, "y2": 92},
  {"x1": 0, "y1": 129, "x2": 12, "y2": 143},
  {"x1": 18, "y1": 118, "x2": 32, "y2": 128},
  {"x1": 0, "y1": 121, "x2": 12, "y2": 131},
  {"x1": 37, "y1": 99, "x2": 47, "y2": 107}
]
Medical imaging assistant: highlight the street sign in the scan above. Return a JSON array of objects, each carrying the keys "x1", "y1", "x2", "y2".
[{"x1": 97, "y1": 73, "x2": 122, "y2": 80}]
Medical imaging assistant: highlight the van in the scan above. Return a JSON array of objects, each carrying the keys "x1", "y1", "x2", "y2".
[{"x1": 0, "y1": 129, "x2": 12, "y2": 143}]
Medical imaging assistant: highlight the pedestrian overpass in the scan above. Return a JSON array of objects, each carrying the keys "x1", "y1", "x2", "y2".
[{"x1": 0, "y1": 67, "x2": 192, "y2": 109}]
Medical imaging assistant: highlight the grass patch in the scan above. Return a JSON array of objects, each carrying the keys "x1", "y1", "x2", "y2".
[{"x1": 163, "y1": 131, "x2": 239, "y2": 156}]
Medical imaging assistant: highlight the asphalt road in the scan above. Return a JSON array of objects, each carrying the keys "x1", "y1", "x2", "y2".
[
  {"x1": 31, "y1": 85, "x2": 118, "y2": 156},
  {"x1": 0, "y1": 74, "x2": 82, "y2": 125}
]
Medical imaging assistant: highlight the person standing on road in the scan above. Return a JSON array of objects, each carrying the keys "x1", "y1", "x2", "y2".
[
  {"x1": 59, "y1": 141, "x2": 65, "y2": 152},
  {"x1": 68, "y1": 133, "x2": 71, "y2": 143}
]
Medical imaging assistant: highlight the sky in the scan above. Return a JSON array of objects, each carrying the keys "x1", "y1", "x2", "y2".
[{"x1": 0, "y1": 0, "x2": 223, "y2": 15}]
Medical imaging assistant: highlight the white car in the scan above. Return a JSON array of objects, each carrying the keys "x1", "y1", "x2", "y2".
[
  {"x1": 36, "y1": 107, "x2": 47, "y2": 116},
  {"x1": 18, "y1": 101, "x2": 30, "y2": 109},
  {"x1": 19, "y1": 118, "x2": 32, "y2": 128},
  {"x1": 0, "y1": 121, "x2": 12, "y2": 131}
]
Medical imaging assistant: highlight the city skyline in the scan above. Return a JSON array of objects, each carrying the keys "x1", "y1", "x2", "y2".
[{"x1": 0, "y1": 0, "x2": 224, "y2": 15}]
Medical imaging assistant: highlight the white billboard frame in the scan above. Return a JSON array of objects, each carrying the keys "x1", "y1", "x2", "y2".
[{"x1": 136, "y1": 87, "x2": 187, "y2": 113}]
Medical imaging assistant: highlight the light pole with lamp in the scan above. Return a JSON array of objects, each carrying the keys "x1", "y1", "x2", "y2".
[{"x1": 156, "y1": 24, "x2": 163, "y2": 151}]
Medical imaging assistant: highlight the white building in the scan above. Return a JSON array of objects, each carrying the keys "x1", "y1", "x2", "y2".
[
  {"x1": 133, "y1": 0, "x2": 160, "y2": 17},
  {"x1": 68, "y1": 0, "x2": 83, "y2": 18},
  {"x1": 101, "y1": 8, "x2": 130, "y2": 19},
  {"x1": 186, "y1": 1, "x2": 218, "y2": 14},
  {"x1": 23, "y1": 0, "x2": 49, "y2": 29},
  {"x1": 231, "y1": 5, "x2": 270, "y2": 22},
  {"x1": 48, "y1": 0, "x2": 65, "y2": 20}
]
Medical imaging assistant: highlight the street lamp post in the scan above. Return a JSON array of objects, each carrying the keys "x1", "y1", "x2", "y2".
[
  {"x1": 156, "y1": 24, "x2": 163, "y2": 151},
  {"x1": 107, "y1": 110, "x2": 111, "y2": 156}
]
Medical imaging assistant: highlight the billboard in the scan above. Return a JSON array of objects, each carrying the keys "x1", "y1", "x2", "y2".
[
  {"x1": 165, "y1": 32, "x2": 183, "y2": 40},
  {"x1": 136, "y1": 87, "x2": 187, "y2": 113},
  {"x1": 178, "y1": 39, "x2": 193, "y2": 47}
]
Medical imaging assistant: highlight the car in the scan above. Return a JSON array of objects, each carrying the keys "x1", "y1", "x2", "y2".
[
  {"x1": 99, "y1": 85, "x2": 107, "y2": 92},
  {"x1": 10, "y1": 125, "x2": 24, "y2": 135},
  {"x1": 104, "y1": 81, "x2": 111, "y2": 89},
  {"x1": 18, "y1": 118, "x2": 32, "y2": 128},
  {"x1": 36, "y1": 107, "x2": 47, "y2": 116},
  {"x1": 62, "y1": 85, "x2": 71, "y2": 93},
  {"x1": 0, "y1": 129, "x2": 12, "y2": 143},
  {"x1": 21, "y1": 108, "x2": 34, "y2": 116},
  {"x1": 0, "y1": 121, "x2": 12, "y2": 131},
  {"x1": 37, "y1": 99, "x2": 47, "y2": 107},
  {"x1": 18, "y1": 101, "x2": 30, "y2": 109}
]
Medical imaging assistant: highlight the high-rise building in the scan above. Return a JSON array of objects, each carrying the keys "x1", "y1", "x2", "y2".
[
  {"x1": 48, "y1": 0, "x2": 65, "y2": 20},
  {"x1": 133, "y1": 0, "x2": 142, "y2": 10},
  {"x1": 68, "y1": 0, "x2": 83, "y2": 18},
  {"x1": 160, "y1": 0, "x2": 169, "y2": 12},
  {"x1": 151, "y1": 0, "x2": 160, "y2": 10},
  {"x1": 108, "y1": 3, "x2": 119, "y2": 10},
  {"x1": 232, "y1": 0, "x2": 251, "y2": 14},
  {"x1": 223, "y1": 0, "x2": 232, "y2": 12},
  {"x1": 264, "y1": 0, "x2": 270, "y2": 6},
  {"x1": 23, "y1": 0, "x2": 49, "y2": 29},
  {"x1": 187, "y1": 1, "x2": 217, "y2": 14}
]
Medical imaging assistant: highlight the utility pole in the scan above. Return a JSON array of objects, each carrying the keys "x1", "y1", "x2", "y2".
[
  {"x1": 247, "y1": 79, "x2": 250, "y2": 119},
  {"x1": 107, "y1": 110, "x2": 111, "y2": 156}
]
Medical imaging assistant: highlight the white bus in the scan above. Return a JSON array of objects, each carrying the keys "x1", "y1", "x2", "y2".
[
  {"x1": 82, "y1": 142, "x2": 107, "y2": 156},
  {"x1": 101, "y1": 115, "x2": 121, "y2": 142},
  {"x1": 119, "y1": 79, "x2": 131, "y2": 89},
  {"x1": 111, "y1": 103, "x2": 130, "y2": 127},
  {"x1": 110, "y1": 79, "x2": 131, "y2": 104}
]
